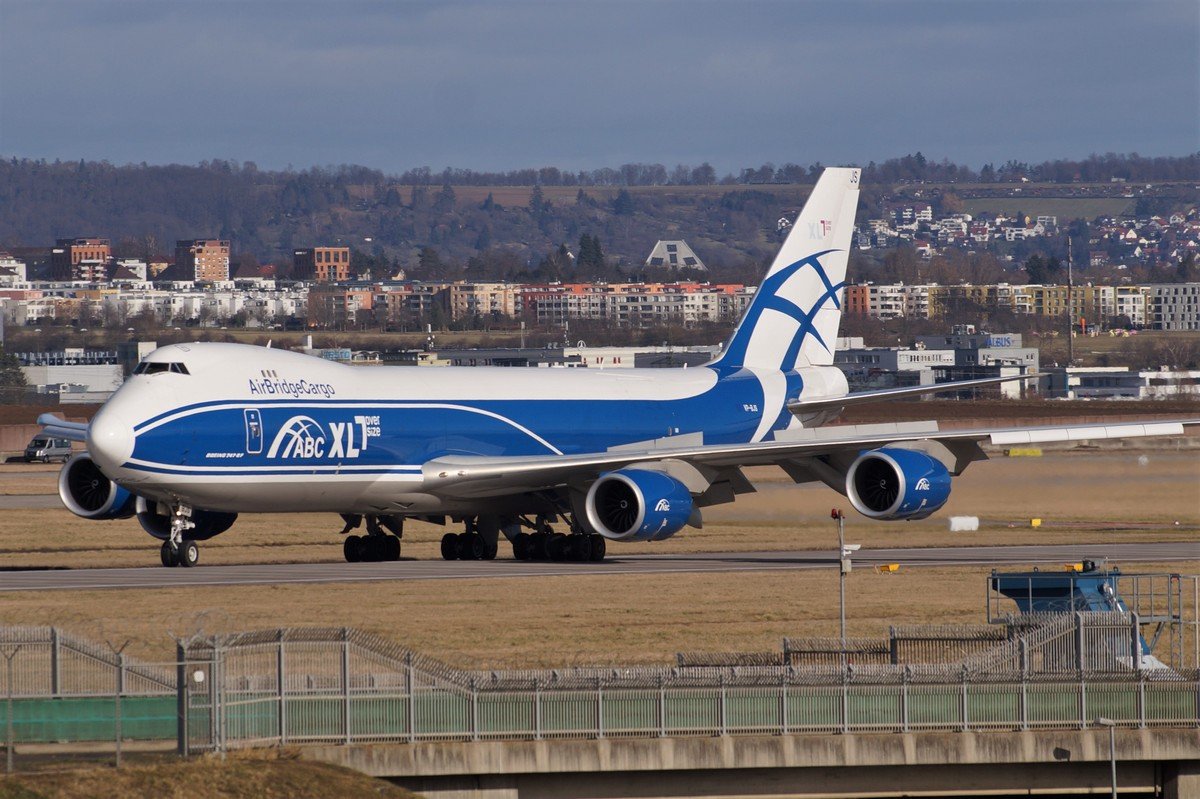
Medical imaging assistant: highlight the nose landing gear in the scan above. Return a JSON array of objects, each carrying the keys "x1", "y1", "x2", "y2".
[{"x1": 160, "y1": 504, "x2": 198, "y2": 568}]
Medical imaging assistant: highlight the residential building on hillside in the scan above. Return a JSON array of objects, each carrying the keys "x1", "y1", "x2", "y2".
[
  {"x1": 1149, "y1": 283, "x2": 1200, "y2": 331},
  {"x1": 174, "y1": 239, "x2": 230, "y2": 282},
  {"x1": 293, "y1": 247, "x2": 351, "y2": 282},
  {"x1": 447, "y1": 282, "x2": 519, "y2": 320},
  {"x1": 645, "y1": 240, "x2": 706, "y2": 272},
  {"x1": 51, "y1": 238, "x2": 111, "y2": 281}
]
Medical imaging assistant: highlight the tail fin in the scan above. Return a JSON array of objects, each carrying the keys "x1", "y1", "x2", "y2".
[{"x1": 710, "y1": 167, "x2": 860, "y2": 372}]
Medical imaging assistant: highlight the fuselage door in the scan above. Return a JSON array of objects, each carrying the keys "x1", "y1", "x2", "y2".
[{"x1": 245, "y1": 409, "x2": 264, "y2": 454}]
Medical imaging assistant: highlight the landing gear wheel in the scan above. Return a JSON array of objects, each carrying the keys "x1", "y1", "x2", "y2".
[
  {"x1": 460, "y1": 533, "x2": 485, "y2": 561},
  {"x1": 482, "y1": 540, "x2": 498, "y2": 561},
  {"x1": 440, "y1": 533, "x2": 459, "y2": 561},
  {"x1": 547, "y1": 533, "x2": 568, "y2": 561},
  {"x1": 589, "y1": 535, "x2": 606, "y2": 562},
  {"x1": 385, "y1": 535, "x2": 401, "y2": 561},
  {"x1": 178, "y1": 539, "x2": 199, "y2": 568},
  {"x1": 530, "y1": 532, "x2": 549, "y2": 561},
  {"x1": 513, "y1": 533, "x2": 531, "y2": 561},
  {"x1": 571, "y1": 535, "x2": 592, "y2": 562},
  {"x1": 160, "y1": 542, "x2": 177, "y2": 568},
  {"x1": 344, "y1": 535, "x2": 363, "y2": 563}
]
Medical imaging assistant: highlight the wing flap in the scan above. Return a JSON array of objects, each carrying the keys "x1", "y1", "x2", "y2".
[{"x1": 989, "y1": 421, "x2": 1185, "y2": 446}]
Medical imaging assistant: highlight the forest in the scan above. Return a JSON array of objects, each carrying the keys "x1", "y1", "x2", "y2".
[{"x1": 0, "y1": 152, "x2": 1195, "y2": 282}]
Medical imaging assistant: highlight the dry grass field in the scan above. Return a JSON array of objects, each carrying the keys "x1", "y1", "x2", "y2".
[
  {"x1": 0, "y1": 752, "x2": 414, "y2": 799},
  {"x1": 0, "y1": 448, "x2": 1195, "y2": 666}
]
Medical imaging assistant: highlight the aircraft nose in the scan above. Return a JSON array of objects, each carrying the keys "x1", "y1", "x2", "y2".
[{"x1": 86, "y1": 405, "x2": 135, "y2": 473}]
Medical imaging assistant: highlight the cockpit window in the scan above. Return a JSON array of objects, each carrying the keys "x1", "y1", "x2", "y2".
[{"x1": 134, "y1": 362, "x2": 189, "y2": 375}]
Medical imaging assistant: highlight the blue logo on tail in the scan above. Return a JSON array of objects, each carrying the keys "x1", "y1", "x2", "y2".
[{"x1": 711, "y1": 249, "x2": 846, "y2": 373}]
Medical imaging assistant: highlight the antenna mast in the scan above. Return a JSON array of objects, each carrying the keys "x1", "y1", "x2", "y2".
[{"x1": 1066, "y1": 236, "x2": 1074, "y2": 367}]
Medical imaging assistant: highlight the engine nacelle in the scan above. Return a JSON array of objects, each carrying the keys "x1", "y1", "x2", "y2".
[
  {"x1": 135, "y1": 497, "x2": 238, "y2": 541},
  {"x1": 58, "y1": 454, "x2": 136, "y2": 520},
  {"x1": 585, "y1": 469, "x2": 693, "y2": 541},
  {"x1": 846, "y1": 448, "x2": 952, "y2": 521}
]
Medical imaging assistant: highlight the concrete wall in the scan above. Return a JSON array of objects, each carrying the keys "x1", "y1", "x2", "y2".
[
  {"x1": 0, "y1": 418, "x2": 86, "y2": 459},
  {"x1": 302, "y1": 728, "x2": 1200, "y2": 799}
]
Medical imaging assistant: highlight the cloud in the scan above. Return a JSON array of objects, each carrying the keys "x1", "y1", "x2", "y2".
[{"x1": 0, "y1": 0, "x2": 1195, "y2": 172}]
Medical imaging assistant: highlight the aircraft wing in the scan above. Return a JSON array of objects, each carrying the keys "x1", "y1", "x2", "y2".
[
  {"x1": 420, "y1": 418, "x2": 1197, "y2": 499},
  {"x1": 787, "y1": 374, "x2": 1042, "y2": 416},
  {"x1": 37, "y1": 413, "x2": 89, "y2": 442}
]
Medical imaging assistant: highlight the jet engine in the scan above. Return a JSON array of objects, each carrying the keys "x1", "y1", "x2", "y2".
[
  {"x1": 585, "y1": 469, "x2": 693, "y2": 541},
  {"x1": 57, "y1": 454, "x2": 136, "y2": 520},
  {"x1": 135, "y1": 497, "x2": 238, "y2": 541},
  {"x1": 846, "y1": 448, "x2": 951, "y2": 521}
]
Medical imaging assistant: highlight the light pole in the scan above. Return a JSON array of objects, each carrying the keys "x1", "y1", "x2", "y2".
[
  {"x1": 1096, "y1": 717, "x2": 1117, "y2": 799},
  {"x1": 831, "y1": 509, "x2": 860, "y2": 653},
  {"x1": 1066, "y1": 236, "x2": 1075, "y2": 366}
]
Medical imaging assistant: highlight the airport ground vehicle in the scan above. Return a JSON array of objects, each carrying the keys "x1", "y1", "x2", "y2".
[{"x1": 24, "y1": 435, "x2": 73, "y2": 463}]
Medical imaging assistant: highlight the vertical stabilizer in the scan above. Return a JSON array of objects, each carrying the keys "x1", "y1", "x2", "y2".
[{"x1": 710, "y1": 167, "x2": 860, "y2": 371}]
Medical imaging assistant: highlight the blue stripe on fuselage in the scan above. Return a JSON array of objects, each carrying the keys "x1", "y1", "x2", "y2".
[{"x1": 125, "y1": 367, "x2": 793, "y2": 473}]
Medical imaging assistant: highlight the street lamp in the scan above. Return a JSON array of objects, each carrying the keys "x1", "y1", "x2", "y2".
[{"x1": 1095, "y1": 717, "x2": 1117, "y2": 799}]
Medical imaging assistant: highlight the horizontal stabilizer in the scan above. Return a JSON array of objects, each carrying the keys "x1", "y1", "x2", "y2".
[
  {"x1": 37, "y1": 413, "x2": 88, "y2": 443},
  {"x1": 788, "y1": 373, "x2": 1042, "y2": 416}
]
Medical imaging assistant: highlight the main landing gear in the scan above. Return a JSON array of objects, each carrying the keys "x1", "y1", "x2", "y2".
[
  {"x1": 440, "y1": 516, "x2": 499, "y2": 561},
  {"x1": 439, "y1": 514, "x2": 607, "y2": 563},
  {"x1": 160, "y1": 504, "x2": 199, "y2": 568},
  {"x1": 341, "y1": 514, "x2": 403, "y2": 563}
]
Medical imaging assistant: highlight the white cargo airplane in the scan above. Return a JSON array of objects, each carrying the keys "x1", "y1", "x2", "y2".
[{"x1": 41, "y1": 168, "x2": 1196, "y2": 568}]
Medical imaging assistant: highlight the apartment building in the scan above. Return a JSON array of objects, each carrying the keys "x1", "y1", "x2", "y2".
[
  {"x1": 51, "y1": 238, "x2": 111, "y2": 281},
  {"x1": 293, "y1": 247, "x2": 351, "y2": 282},
  {"x1": 1150, "y1": 283, "x2": 1200, "y2": 331},
  {"x1": 174, "y1": 239, "x2": 231, "y2": 282}
]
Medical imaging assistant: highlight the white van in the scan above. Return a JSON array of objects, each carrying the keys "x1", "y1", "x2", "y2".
[{"x1": 23, "y1": 436, "x2": 73, "y2": 463}]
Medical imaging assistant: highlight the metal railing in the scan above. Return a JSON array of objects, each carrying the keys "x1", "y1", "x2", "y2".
[{"x1": 0, "y1": 619, "x2": 1197, "y2": 757}]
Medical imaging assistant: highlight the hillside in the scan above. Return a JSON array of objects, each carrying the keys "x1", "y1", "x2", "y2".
[{"x1": 1, "y1": 155, "x2": 1195, "y2": 280}]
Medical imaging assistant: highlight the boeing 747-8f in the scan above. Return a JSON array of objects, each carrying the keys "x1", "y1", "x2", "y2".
[{"x1": 41, "y1": 168, "x2": 1197, "y2": 567}]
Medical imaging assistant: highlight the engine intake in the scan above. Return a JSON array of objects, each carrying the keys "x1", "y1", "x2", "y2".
[
  {"x1": 846, "y1": 448, "x2": 951, "y2": 521},
  {"x1": 57, "y1": 453, "x2": 136, "y2": 520},
  {"x1": 585, "y1": 469, "x2": 693, "y2": 541}
]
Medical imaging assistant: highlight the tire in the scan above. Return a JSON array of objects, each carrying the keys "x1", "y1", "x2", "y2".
[
  {"x1": 385, "y1": 535, "x2": 401, "y2": 561},
  {"x1": 461, "y1": 532, "x2": 485, "y2": 561},
  {"x1": 572, "y1": 535, "x2": 592, "y2": 562},
  {"x1": 440, "y1": 533, "x2": 459, "y2": 561},
  {"x1": 160, "y1": 542, "x2": 177, "y2": 568},
  {"x1": 589, "y1": 535, "x2": 606, "y2": 562},
  {"x1": 178, "y1": 540, "x2": 200, "y2": 568},
  {"x1": 344, "y1": 535, "x2": 363, "y2": 563},
  {"x1": 547, "y1": 533, "x2": 568, "y2": 561},
  {"x1": 483, "y1": 541, "x2": 498, "y2": 561},
  {"x1": 512, "y1": 533, "x2": 531, "y2": 561}
]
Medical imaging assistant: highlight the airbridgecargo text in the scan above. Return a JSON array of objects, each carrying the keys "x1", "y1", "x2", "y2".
[{"x1": 248, "y1": 377, "x2": 337, "y2": 398}]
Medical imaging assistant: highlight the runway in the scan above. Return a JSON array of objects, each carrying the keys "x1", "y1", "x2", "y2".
[{"x1": 0, "y1": 542, "x2": 1195, "y2": 592}]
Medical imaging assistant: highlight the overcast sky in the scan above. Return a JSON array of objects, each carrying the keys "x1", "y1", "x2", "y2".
[{"x1": 1, "y1": 0, "x2": 1196, "y2": 175}]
